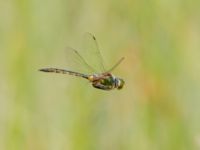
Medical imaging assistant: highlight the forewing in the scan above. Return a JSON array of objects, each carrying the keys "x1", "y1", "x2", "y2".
[
  {"x1": 107, "y1": 57, "x2": 125, "y2": 73},
  {"x1": 65, "y1": 46, "x2": 96, "y2": 74},
  {"x1": 81, "y1": 33, "x2": 106, "y2": 73}
]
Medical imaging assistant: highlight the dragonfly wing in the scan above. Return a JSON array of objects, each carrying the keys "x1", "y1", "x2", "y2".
[
  {"x1": 65, "y1": 46, "x2": 96, "y2": 74},
  {"x1": 107, "y1": 57, "x2": 125, "y2": 73},
  {"x1": 81, "y1": 32, "x2": 106, "y2": 73}
]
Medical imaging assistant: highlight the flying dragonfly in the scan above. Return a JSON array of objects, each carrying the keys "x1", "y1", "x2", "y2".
[{"x1": 39, "y1": 33, "x2": 125, "y2": 90}]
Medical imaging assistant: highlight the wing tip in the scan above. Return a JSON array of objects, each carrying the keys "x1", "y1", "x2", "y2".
[{"x1": 85, "y1": 32, "x2": 96, "y2": 40}]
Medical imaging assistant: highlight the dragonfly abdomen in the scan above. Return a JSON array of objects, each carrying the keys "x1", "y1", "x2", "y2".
[{"x1": 39, "y1": 68, "x2": 88, "y2": 79}]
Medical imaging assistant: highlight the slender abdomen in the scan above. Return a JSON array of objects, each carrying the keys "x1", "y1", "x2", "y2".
[{"x1": 39, "y1": 68, "x2": 88, "y2": 79}]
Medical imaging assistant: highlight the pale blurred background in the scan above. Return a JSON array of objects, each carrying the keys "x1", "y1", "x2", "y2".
[{"x1": 0, "y1": 0, "x2": 200, "y2": 150}]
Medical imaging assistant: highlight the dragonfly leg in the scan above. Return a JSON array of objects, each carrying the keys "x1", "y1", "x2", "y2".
[{"x1": 92, "y1": 82, "x2": 113, "y2": 90}]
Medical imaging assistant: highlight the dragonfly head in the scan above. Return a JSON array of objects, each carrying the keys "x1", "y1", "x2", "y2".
[{"x1": 116, "y1": 78, "x2": 125, "y2": 90}]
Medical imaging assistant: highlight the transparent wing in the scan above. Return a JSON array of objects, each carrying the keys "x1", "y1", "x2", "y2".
[
  {"x1": 107, "y1": 57, "x2": 125, "y2": 73},
  {"x1": 65, "y1": 46, "x2": 96, "y2": 74},
  {"x1": 81, "y1": 32, "x2": 106, "y2": 73}
]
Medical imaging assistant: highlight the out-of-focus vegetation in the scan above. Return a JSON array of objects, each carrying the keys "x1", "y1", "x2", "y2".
[{"x1": 0, "y1": 0, "x2": 200, "y2": 150}]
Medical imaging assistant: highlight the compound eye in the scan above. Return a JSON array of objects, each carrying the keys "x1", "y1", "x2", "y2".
[{"x1": 117, "y1": 79, "x2": 124, "y2": 90}]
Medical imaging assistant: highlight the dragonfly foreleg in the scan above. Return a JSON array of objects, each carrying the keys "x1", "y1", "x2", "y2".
[{"x1": 92, "y1": 82, "x2": 113, "y2": 90}]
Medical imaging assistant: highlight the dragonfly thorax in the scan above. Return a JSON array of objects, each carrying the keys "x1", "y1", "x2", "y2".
[{"x1": 89, "y1": 73, "x2": 125, "y2": 90}]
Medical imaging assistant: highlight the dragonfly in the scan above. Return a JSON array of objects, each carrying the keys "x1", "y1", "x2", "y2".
[{"x1": 39, "y1": 33, "x2": 125, "y2": 90}]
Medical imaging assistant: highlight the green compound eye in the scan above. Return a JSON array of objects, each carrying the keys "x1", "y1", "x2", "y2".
[{"x1": 117, "y1": 78, "x2": 125, "y2": 90}]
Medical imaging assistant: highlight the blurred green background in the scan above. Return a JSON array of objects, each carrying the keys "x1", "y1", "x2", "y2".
[{"x1": 1, "y1": 0, "x2": 200, "y2": 150}]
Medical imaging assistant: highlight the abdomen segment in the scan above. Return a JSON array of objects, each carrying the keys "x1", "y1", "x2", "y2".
[{"x1": 39, "y1": 68, "x2": 88, "y2": 79}]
